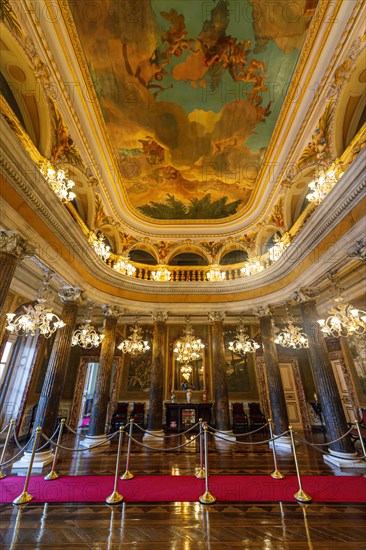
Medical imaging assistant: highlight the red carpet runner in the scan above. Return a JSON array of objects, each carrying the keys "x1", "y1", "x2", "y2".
[{"x1": 0, "y1": 475, "x2": 365, "y2": 504}]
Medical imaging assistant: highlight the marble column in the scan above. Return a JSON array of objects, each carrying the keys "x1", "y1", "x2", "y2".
[
  {"x1": 15, "y1": 286, "x2": 82, "y2": 468},
  {"x1": 146, "y1": 312, "x2": 167, "y2": 439},
  {"x1": 0, "y1": 230, "x2": 34, "y2": 316},
  {"x1": 209, "y1": 312, "x2": 233, "y2": 438},
  {"x1": 86, "y1": 306, "x2": 121, "y2": 442},
  {"x1": 296, "y1": 291, "x2": 360, "y2": 467}
]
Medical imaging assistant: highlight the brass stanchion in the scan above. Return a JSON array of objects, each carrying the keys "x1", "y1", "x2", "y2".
[
  {"x1": 106, "y1": 426, "x2": 124, "y2": 504},
  {"x1": 196, "y1": 418, "x2": 205, "y2": 479},
  {"x1": 120, "y1": 419, "x2": 134, "y2": 480},
  {"x1": 199, "y1": 423, "x2": 216, "y2": 504},
  {"x1": 44, "y1": 419, "x2": 65, "y2": 481},
  {"x1": 0, "y1": 419, "x2": 15, "y2": 479},
  {"x1": 354, "y1": 420, "x2": 366, "y2": 478},
  {"x1": 289, "y1": 426, "x2": 312, "y2": 503},
  {"x1": 268, "y1": 418, "x2": 285, "y2": 479},
  {"x1": 13, "y1": 426, "x2": 42, "y2": 505}
]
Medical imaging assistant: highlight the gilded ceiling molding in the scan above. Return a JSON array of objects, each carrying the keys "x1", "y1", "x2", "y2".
[
  {"x1": 208, "y1": 312, "x2": 225, "y2": 323},
  {"x1": 0, "y1": 229, "x2": 34, "y2": 259},
  {"x1": 150, "y1": 312, "x2": 168, "y2": 323},
  {"x1": 0, "y1": 0, "x2": 24, "y2": 39}
]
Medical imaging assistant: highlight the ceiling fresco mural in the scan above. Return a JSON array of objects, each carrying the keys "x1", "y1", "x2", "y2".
[{"x1": 70, "y1": 0, "x2": 317, "y2": 220}]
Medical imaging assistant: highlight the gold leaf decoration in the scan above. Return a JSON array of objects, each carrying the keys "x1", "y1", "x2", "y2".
[{"x1": 297, "y1": 99, "x2": 334, "y2": 169}]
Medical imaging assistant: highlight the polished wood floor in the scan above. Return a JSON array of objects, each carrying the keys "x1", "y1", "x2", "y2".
[{"x1": 1, "y1": 429, "x2": 365, "y2": 549}]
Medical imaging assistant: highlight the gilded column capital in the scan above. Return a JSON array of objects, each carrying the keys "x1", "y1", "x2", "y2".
[
  {"x1": 252, "y1": 305, "x2": 272, "y2": 318},
  {"x1": 0, "y1": 230, "x2": 35, "y2": 259},
  {"x1": 294, "y1": 287, "x2": 320, "y2": 304},
  {"x1": 348, "y1": 238, "x2": 366, "y2": 263},
  {"x1": 208, "y1": 311, "x2": 225, "y2": 323},
  {"x1": 58, "y1": 286, "x2": 83, "y2": 304},
  {"x1": 102, "y1": 305, "x2": 122, "y2": 318},
  {"x1": 150, "y1": 311, "x2": 168, "y2": 323}
]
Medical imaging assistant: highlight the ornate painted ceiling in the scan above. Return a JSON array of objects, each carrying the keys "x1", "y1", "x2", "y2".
[{"x1": 69, "y1": 0, "x2": 317, "y2": 220}]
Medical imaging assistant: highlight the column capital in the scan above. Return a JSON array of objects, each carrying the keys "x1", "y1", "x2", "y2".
[
  {"x1": 252, "y1": 305, "x2": 272, "y2": 318},
  {"x1": 58, "y1": 286, "x2": 83, "y2": 304},
  {"x1": 208, "y1": 311, "x2": 225, "y2": 323},
  {"x1": 102, "y1": 305, "x2": 122, "y2": 318},
  {"x1": 150, "y1": 311, "x2": 168, "y2": 323},
  {"x1": 348, "y1": 237, "x2": 366, "y2": 263},
  {"x1": 294, "y1": 287, "x2": 320, "y2": 304},
  {"x1": 0, "y1": 230, "x2": 35, "y2": 259}
]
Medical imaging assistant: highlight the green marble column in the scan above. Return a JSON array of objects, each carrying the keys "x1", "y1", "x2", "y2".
[
  {"x1": 298, "y1": 296, "x2": 354, "y2": 454},
  {"x1": 147, "y1": 312, "x2": 167, "y2": 431},
  {"x1": 257, "y1": 307, "x2": 289, "y2": 435},
  {"x1": 88, "y1": 306, "x2": 120, "y2": 436},
  {"x1": 209, "y1": 312, "x2": 230, "y2": 431}
]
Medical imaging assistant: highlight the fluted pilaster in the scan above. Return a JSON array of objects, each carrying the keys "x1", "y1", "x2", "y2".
[
  {"x1": 209, "y1": 312, "x2": 230, "y2": 431},
  {"x1": 147, "y1": 312, "x2": 167, "y2": 431}
]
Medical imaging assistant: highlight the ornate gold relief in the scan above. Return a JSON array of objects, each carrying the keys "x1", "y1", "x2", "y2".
[
  {"x1": 50, "y1": 101, "x2": 83, "y2": 168},
  {"x1": 0, "y1": 0, "x2": 24, "y2": 39},
  {"x1": 297, "y1": 100, "x2": 334, "y2": 170}
]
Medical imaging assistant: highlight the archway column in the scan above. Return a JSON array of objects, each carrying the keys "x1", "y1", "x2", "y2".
[
  {"x1": 145, "y1": 312, "x2": 167, "y2": 441},
  {"x1": 255, "y1": 307, "x2": 291, "y2": 450},
  {"x1": 296, "y1": 291, "x2": 363, "y2": 468},
  {"x1": 209, "y1": 312, "x2": 234, "y2": 441}
]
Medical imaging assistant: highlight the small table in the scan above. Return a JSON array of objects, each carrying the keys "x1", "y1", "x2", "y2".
[{"x1": 165, "y1": 402, "x2": 212, "y2": 431}]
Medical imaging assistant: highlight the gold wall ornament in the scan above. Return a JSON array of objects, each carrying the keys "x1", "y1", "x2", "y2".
[
  {"x1": 228, "y1": 319, "x2": 260, "y2": 356},
  {"x1": 117, "y1": 323, "x2": 150, "y2": 355},
  {"x1": 174, "y1": 317, "x2": 205, "y2": 363}
]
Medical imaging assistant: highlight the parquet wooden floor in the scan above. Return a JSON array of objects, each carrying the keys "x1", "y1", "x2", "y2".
[{"x1": 1, "y1": 430, "x2": 365, "y2": 548}]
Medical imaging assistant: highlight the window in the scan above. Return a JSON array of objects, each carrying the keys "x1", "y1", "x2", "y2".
[{"x1": 0, "y1": 341, "x2": 13, "y2": 386}]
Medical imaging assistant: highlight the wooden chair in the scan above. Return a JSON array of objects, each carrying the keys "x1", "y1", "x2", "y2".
[
  {"x1": 111, "y1": 402, "x2": 129, "y2": 430},
  {"x1": 248, "y1": 402, "x2": 266, "y2": 429},
  {"x1": 232, "y1": 402, "x2": 248, "y2": 433}
]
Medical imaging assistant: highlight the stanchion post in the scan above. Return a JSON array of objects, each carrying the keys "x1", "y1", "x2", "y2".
[
  {"x1": 268, "y1": 417, "x2": 285, "y2": 480},
  {"x1": 13, "y1": 426, "x2": 42, "y2": 505},
  {"x1": 44, "y1": 418, "x2": 65, "y2": 481},
  {"x1": 196, "y1": 418, "x2": 205, "y2": 479},
  {"x1": 0, "y1": 419, "x2": 15, "y2": 479},
  {"x1": 106, "y1": 426, "x2": 124, "y2": 504},
  {"x1": 199, "y1": 423, "x2": 216, "y2": 504},
  {"x1": 289, "y1": 426, "x2": 312, "y2": 503},
  {"x1": 354, "y1": 420, "x2": 366, "y2": 458},
  {"x1": 121, "y1": 418, "x2": 134, "y2": 480}
]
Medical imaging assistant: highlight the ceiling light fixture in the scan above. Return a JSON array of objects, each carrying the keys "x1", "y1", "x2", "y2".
[
  {"x1": 6, "y1": 274, "x2": 65, "y2": 338},
  {"x1": 174, "y1": 317, "x2": 205, "y2": 363},
  {"x1": 118, "y1": 322, "x2": 150, "y2": 355},
  {"x1": 92, "y1": 232, "x2": 111, "y2": 262},
  {"x1": 240, "y1": 257, "x2": 264, "y2": 277},
  {"x1": 43, "y1": 166, "x2": 76, "y2": 202},
  {"x1": 151, "y1": 264, "x2": 171, "y2": 281},
  {"x1": 71, "y1": 302, "x2": 104, "y2": 349},
  {"x1": 206, "y1": 264, "x2": 226, "y2": 281},
  {"x1": 318, "y1": 303, "x2": 366, "y2": 338},
  {"x1": 180, "y1": 363, "x2": 193, "y2": 382},
  {"x1": 275, "y1": 322, "x2": 308, "y2": 349},
  {"x1": 306, "y1": 166, "x2": 342, "y2": 204},
  {"x1": 228, "y1": 319, "x2": 260, "y2": 356},
  {"x1": 113, "y1": 255, "x2": 136, "y2": 277}
]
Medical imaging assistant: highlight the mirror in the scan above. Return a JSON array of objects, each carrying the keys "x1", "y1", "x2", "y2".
[{"x1": 173, "y1": 354, "x2": 205, "y2": 391}]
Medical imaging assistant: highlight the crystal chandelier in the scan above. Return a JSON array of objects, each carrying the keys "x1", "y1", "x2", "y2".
[
  {"x1": 6, "y1": 274, "x2": 65, "y2": 338},
  {"x1": 92, "y1": 233, "x2": 111, "y2": 261},
  {"x1": 174, "y1": 317, "x2": 205, "y2": 363},
  {"x1": 151, "y1": 264, "x2": 171, "y2": 281},
  {"x1": 268, "y1": 234, "x2": 287, "y2": 263},
  {"x1": 71, "y1": 303, "x2": 104, "y2": 349},
  {"x1": 240, "y1": 257, "x2": 264, "y2": 277},
  {"x1": 114, "y1": 255, "x2": 136, "y2": 277},
  {"x1": 275, "y1": 322, "x2": 308, "y2": 349},
  {"x1": 206, "y1": 264, "x2": 226, "y2": 281},
  {"x1": 228, "y1": 320, "x2": 260, "y2": 356},
  {"x1": 318, "y1": 303, "x2": 366, "y2": 338},
  {"x1": 118, "y1": 323, "x2": 150, "y2": 355},
  {"x1": 43, "y1": 166, "x2": 76, "y2": 202},
  {"x1": 180, "y1": 363, "x2": 193, "y2": 381},
  {"x1": 306, "y1": 166, "x2": 342, "y2": 204}
]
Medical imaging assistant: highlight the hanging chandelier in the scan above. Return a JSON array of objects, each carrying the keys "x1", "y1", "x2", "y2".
[
  {"x1": 228, "y1": 320, "x2": 260, "y2": 356},
  {"x1": 174, "y1": 317, "x2": 205, "y2": 363},
  {"x1": 206, "y1": 264, "x2": 226, "y2": 281},
  {"x1": 268, "y1": 234, "x2": 287, "y2": 263},
  {"x1": 6, "y1": 275, "x2": 65, "y2": 338},
  {"x1": 240, "y1": 257, "x2": 264, "y2": 277},
  {"x1": 151, "y1": 264, "x2": 171, "y2": 281},
  {"x1": 113, "y1": 255, "x2": 136, "y2": 277},
  {"x1": 275, "y1": 322, "x2": 308, "y2": 349},
  {"x1": 318, "y1": 303, "x2": 366, "y2": 338},
  {"x1": 92, "y1": 233, "x2": 111, "y2": 261},
  {"x1": 71, "y1": 303, "x2": 104, "y2": 349},
  {"x1": 180, "y1": 363, "x2": 193, "y2": 381},
  {"x1": 306, "y1": 166, "x2": 342, "y2": 204},
  {"x1": 118, "y1": 323, "x2": 150, "y2": 355},
  {"x1": 43, "y1": 166, "x2": 76, "y2": 202}
]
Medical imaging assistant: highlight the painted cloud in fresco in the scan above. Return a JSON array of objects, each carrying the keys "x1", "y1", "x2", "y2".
[{"x1": 71, "y1": 0, "x2": 316, "y2": 219}]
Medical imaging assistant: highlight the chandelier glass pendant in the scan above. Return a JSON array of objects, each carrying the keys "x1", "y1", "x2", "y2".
[
  {"x1": 118, "y1": 323, "x2": 150, "y2": 355},
  {"x1": 306, "y1": 166, "x2": 342, "y2": 204},
  {"x1": 318, "y1": 303, "x2": 366, "y2": 338},
  {"x1": 228, "y1": 321, "x2": 260, "y2": 356},
  {"x1": 92, "y1": 233, "x2": 111, "y2": 262},
  {"x1": 174, "y1": 317, "x2": 205, "y2": 363},
  {"x1": 71, "y1": 303, "x2": 104, "y2": 349},
  {"x1": 6, "y1": 275, "x2": 65, "y2": 338},
  {"x1": 240, "y1": 257, "x2": 264, "y2": 277},
  {"x1": 44, "y1": 166, "x2": 76, "y2": 202},
  {"x1": 275, "y1": 322, "x2": 308, "y2": 349},
  {"x1": 113, "y1": 255, "x2": 136, "y2": 277},
  {"x1": 206, "y1": 264, "x2": 226, "y2": 281},
  {"x1": 151, "y1": 264, "x2": 171, "y2": 281}
]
